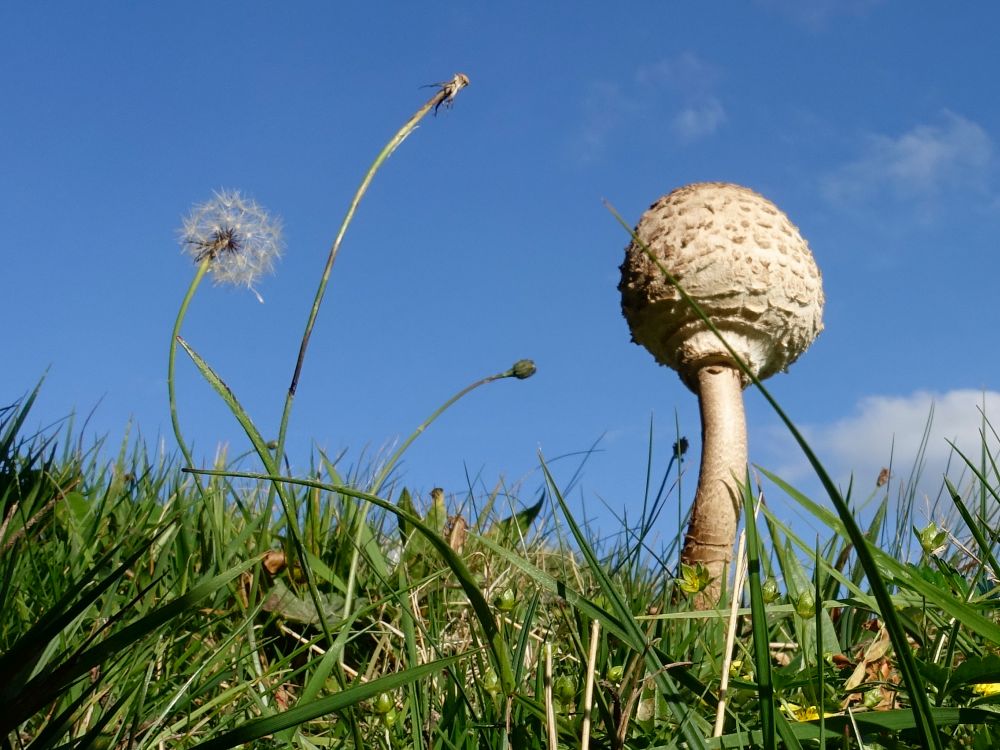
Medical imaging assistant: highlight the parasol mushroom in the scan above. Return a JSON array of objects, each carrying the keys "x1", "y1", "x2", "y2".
[{"x1": 619, "y1": 182, "x2": 824, "y2": 605}]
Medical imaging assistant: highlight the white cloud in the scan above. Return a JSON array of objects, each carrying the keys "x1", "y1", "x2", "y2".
[
  {"x1": 573, "y1": 81, "x2": 637, "y2": 162},
  {"x1": 759, "y1": 389, "x2": 1000, "y2": 500},
  {"x1": 635, "y1": 52, "x2": 721, "y2": 95},
  {"x1": 756, "y1": 0, "x2": 885, "y2": 29},
  {"x1": 823, "y1": 111, "x2": 994, "y2": 206},
  {"x1": 572, "y1": 53, "x2": 725, "y2": 160},
  {"x1": 672, "y1": 98, "x2": 726, "y2": 142}
]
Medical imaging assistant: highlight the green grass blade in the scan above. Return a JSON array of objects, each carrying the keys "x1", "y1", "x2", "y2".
[
  {"x1": 710, "y1": 707, "x2": 999, "y2": 747},
  {"x1": 184, "y1": 467, "x2": 517, "y2": 697},
  {"x1": 741, "y1": 484, "x2": 776, "y2": 750},
  {"x1": 813, "y1": 538, "x2": 826, "y2": 746},
  {"x1": 0, "y1": 538, "x2": 150, "y2": 704},
  {"x1": 943, "y1": 475, "x2": 1000, "y2": 587},
  {"x1": 538, "y1": 457, "x2": 711, "y2": 749},
  {"x1": 8, "y1": 557, "x2": 259, "y2": 730},
  {"x1": 512, "y1": 588, "x2": 540, "y2": 686},
  {"x1": 188, "y1": 652, "x2": 467, "y2": 750},
  {"x1": 761, "y1": 467, "x2": 1000, "y2": 641},
  {"x1": 175, "y1": 335, "x2": 334, "y2": 647}
]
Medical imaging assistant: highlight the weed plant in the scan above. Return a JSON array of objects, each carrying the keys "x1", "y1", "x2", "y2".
[{"x1": 5, "y1": 76, "x2": 1000, "y2": 749}]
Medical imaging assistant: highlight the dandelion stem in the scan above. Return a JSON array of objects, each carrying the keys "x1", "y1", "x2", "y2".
[{"x1": 167, "y1": 257, "x2": 211, "y2": 492}]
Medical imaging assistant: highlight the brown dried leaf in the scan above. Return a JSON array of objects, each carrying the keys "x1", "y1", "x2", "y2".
[{"x1": 263, "y1": 549, "x2": 286, "y2": 575}]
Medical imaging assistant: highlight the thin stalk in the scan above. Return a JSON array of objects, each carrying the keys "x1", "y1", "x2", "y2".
[
  {"x1": 175, "y1": 334, "x2": 366, "y2": 746},
  {"x1": 341, "y1": 362, "x2": 532, "y2": 638},
  {"x1": 545, "y1": 643, "x2": 557, "y2": 750},
  {"x1": 581, "y1": 619, "x2": 601, "y2": 750},
  {"x1": 184, "y1": 467, "x2": 519, "y2": 696},
  {"x1": 268, "y1": 73, "x2": 470, "y2": 504},
  {"x1": 371, "y1": 363, "x2": 524, "y2": 495},
  {"x1": 167, "y1": 258, "x2": 210, "y2": 493},
  {"x1": 714, "y1": 530, "x2": 748, "y2": 737}
]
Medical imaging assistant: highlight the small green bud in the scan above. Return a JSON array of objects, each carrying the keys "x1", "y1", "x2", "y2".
[
  {"x1": 483, "y1": 668, "x2": 500, "y2": 695},
  {"x1": 592, "y1": 593, "x2": 611, "y2": 611},
  {"x1": 918, "y1": 522, "x2": 947, "y2": 556},
  {"x1": 494, "y1": 587, "x2": 516, "y2": 612},
  {"x1": 510, "y1": 359, "x2": 537, "y2": 379},
  {"x1": 761, "y1": 576, "x2": 780, "y2": 604},
  {"x1": 795, "y1": 590, "x2": 816, "y2": 619},
  {"x1": 374, "y1": 692, "x2": 393, "y2": 715},
  {"x1": 383, "y1": 707, "x2": 398, "y2": 727},
  {"x1": 606, "y1": 665, "x2": 625, "y2": 683},
  {"x1": 554, "y1": 675, "x2": 576, "y2": 702},
  {"x1": 863, "y1": 688, "x2": 881, "y2": 709}
]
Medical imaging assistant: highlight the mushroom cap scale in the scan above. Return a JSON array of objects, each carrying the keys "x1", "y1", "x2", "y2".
[{"x1": 619, "y1": 182, "x2": 824, "y2": 391}]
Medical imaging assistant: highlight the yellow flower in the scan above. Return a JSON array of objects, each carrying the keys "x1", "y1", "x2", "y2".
[
  {"x1": 972, "y1": 683, "x2": 1000, "y2": 696},
  {"x1": 677, "y1": 562, "x2": 712, "y2": 594},
  {"x1": 781, "y1": 702, "x2": 838, "y2": 722},
  {"x1": 728, "y1": 660, "x2": 753, "y2": 681}
]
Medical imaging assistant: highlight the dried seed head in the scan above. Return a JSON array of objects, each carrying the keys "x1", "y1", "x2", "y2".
[{"x1": 179, "y1": 189, "x2": 283, "y2": 300}]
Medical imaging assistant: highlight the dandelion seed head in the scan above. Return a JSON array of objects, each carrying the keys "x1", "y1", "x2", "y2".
[{"x1": 178, "y1": 189, "x2": 283, "y2": 299}]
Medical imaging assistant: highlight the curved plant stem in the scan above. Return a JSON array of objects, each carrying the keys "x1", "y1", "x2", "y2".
[
  {"x1": 341, "y1": 362, "x2": 528, "y2": 638},
  {"x1": 167, "y1": 258, "x2": 211, "y2": 493},
  {"x1": 183, "y1": 466, "x2": 518, "y2": 697},
  {"x1": 176, "y1": 336, "x2": 368, "y2": 747},
  {"x1": 267, "y1": 73, "x2": 471, "y2": 510},
  {"x1": 371, "y1": 364, "x2": 518, "y2": 495}
]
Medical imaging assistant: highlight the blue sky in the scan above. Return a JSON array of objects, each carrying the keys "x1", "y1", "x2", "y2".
[{"x1": 4, "y1": 2, "x2": 999, "y2": 543}]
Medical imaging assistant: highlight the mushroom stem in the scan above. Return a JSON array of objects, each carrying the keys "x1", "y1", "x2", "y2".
[{"x1": 681, "y1": 363, "x2": 747, "y2": 605}]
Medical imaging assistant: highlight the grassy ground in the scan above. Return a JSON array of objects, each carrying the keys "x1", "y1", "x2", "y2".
[
  {"x1": 6, "y1": 78, "x2": 1000, "y2": 749},
  {"x1": 4, "y1": 382, "x2": 1000, "y2": 749}
]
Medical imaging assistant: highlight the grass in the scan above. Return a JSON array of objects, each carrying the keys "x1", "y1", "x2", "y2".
[
  {"x1": 6, "y1": 378, "x2": 1000, "y2": 750},
  {"x1": 6, "y1": 76, "x2": 1000, "y2": 748}
]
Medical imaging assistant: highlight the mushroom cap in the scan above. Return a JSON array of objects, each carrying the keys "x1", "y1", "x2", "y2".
[{"x1": 619, "y1": 182, "x2": 824, "y2": 392}]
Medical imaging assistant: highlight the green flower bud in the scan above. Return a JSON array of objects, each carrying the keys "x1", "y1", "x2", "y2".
[
  {"x1": 795, "y1": 590, "x2": 816, "y2": 619},
  {"x1": 374, "y1": 692, "x2": 393, "y2": 715},
  {"x1": 511, "y1": 359, "x2": 537, "y2": 379},
  {"x1": 918, "y1": 522, "x2": 947, "y2": 555},
  {"x1": 483, "y1": 668, "x2": 500, "y2": 695},
  {"x1": 554, "y1": 675, "x2": 576, "y2": 702},
  {"x1": 606, "y1": 665, "x2": 625, "y2": 683},
  {"x1": 863, "y1": 688, "x2": 881, "y2": 709},
  {"x1": 494, "y1": 587, "x2": 516, "y2": 612},
  {"x1": 383, "y1": 707, "x2": 398, "y2": 727},
  {"x1": 761, "y1": 576, "x2": 780, "y2": 604}
]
